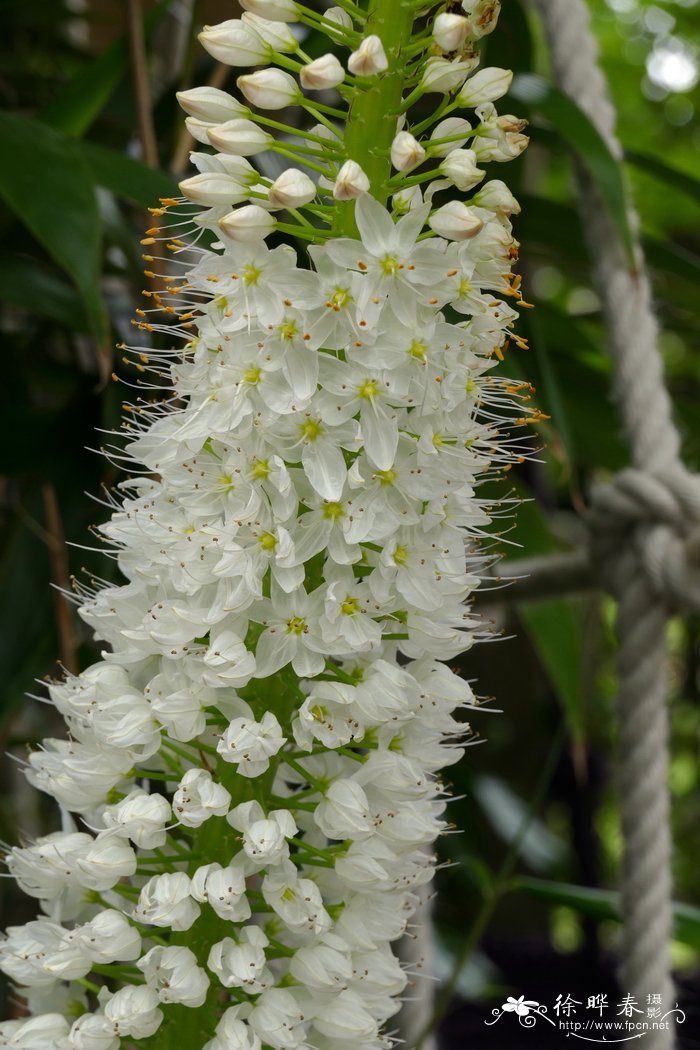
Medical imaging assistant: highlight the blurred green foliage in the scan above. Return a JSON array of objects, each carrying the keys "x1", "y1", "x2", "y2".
[{"x1": 0, "y1": 0, "x2": 698, "y2": 1022}]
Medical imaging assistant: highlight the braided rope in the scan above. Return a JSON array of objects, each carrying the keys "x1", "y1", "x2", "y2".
[{"x1": 530, "y1": 1, "x2": 700, "y2": 1043}]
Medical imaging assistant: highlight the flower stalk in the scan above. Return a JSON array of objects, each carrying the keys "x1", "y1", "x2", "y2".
[{"x1": 0, "y1": 1, "x2": 538, "y2": 1048}]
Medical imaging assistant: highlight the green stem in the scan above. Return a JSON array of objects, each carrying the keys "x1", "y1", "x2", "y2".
[{"x1": 334, "y1": 0, "x2": 417, "y2": 235}]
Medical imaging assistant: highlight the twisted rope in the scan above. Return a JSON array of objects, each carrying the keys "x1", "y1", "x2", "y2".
[{"x1": 532, "y1": 1, "x2": 700, "y2": 1042}]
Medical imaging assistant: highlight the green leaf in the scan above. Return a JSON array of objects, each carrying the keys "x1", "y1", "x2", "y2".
[
  {"x1": 0, "y1": 113, "x2": 106, "y2": 339},
  {"x1": 509, "y1": 74, "x2": 635, "y2": 263},
  {"x1": 40, "y1": 1, "x2": 174, "y2": 137},
  {"x1": 80, "y1": 142, "x2": 179, "y2": 208},
  {"x1": 626, "y1": 150, "x2": 700, "y2": 209},
  {"x1": 515, "y1": 877, "x2": 700, "y2": 952},
  {"x1": 0, "y1": 251, "x2": 88, "y2": 329}
]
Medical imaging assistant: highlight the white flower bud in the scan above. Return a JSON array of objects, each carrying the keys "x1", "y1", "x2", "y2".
[
  {"x1": 390, "y1": 131, "x2": 426, "y2": 172},
  {"x1": 348, "y1": 35, "x2": 388, "y2": 76},
  {"x1": 219, "y1": 205, "x2": 276, "y2": 242},
  {"x1": 208, "y1": 118, "x2": 273, "y2": 156},
  {"x1": 300, "y1": 53, "x2": 345, "y2": 90},
  {"x1": 440, "y1": 148, "x2": 485, "y2": 190},
  {"x1": 324, "y1": 6, "x2": 354, "y2": 31},
  {"x1": 179, "y1": 171, "x2": 250, "y2": 206},
  {"x1": 237, "y1": 69, "x2": 300, "y2": 110},
  {"x1": 268, "y1": 168, "x2": 317, "y2": 207},
  {"x1": 103, "y1": 985, "x2": 163, "y2": 1039},
  {"x1": 241, "y1": 12, "x2": 298, "y2": 53},
  {"x1": 133, "y1": 872, "x2": 200, "y2": 931},
  {"x1": 69, "y1": 1012, "x2": 118, "y2": 1050},
  {"x1": 433, "y1": 13, "x2": 471, "y2": 52},
  {"x1": 239, "y1": 0, "x2": 299, "y2": 21},
  {"x1": 75, "y1": 910, "x2": 142, "y2": 965},
  {"x1": 333, "y1": 160, "x2": 370, "y2": 200},
  {"x1": 101, "y1": 789, "x2": 171, "y2": 849},
  {"x1": 392, "y1": 184, "x2": 423, "y2": 214},
  {"x1": 457, "y1": 66, "x2": 513, "y2": 106},
  {"x1": 429, "y1": 116, "x2": 473, "y2": 156},
  {"x1": 198, "y1": 20, "x2": 268, "y2": 67},
  {"x1": 429, "y1": 200, "x2": 484, "y2": 240},
  {"x1": 217, "y1": 710, "x2": 285, "y2": 774},
  {"x1": 176, "y1": 86, "x2": 246, "y2": 123},
  {"x1": 463, "y1": 0, "x2": 501, "y2": 38},
  {"x1": 138, "y1": 945, "x2": 210, "y2": 1008},
  {"x1": 184, "y1": 116, "x2": 216, "y2": 145},
  {"x1": 420, "y1": 55, "x2": 478, "y2": 93},
  {"x1": 472, "y1": 178, "x2": 520, "y2": 215},
  {"x1": 208, "y1": 926, "x2": 269, "y2": 990}
]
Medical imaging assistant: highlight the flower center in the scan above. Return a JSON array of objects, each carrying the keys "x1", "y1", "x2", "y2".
[
  {"x1": 278, "y1": 320, "x2": 298, "y2": 341},
  {"x1": 286, "y1": 616, "x2": 307, "y2": 635},
  {"x1": 329, "y1": 286, "x2": 351, "y2": 309},
  {"x1": 243, "y1": 366, "x2": 262, "y2": 385},
  {"x1": 393, "y1": 544, "x2": 409, "y2": 566},
  {"x1": 340, "y1": 596, "x2": 359, "y2": 615},
  {"x1": 243, "y1": 264, "x2": 261, "y2": 286},
  {"x1": 323, "y1": 501, "x2": 344, "y2": 520},
  {"x1": 300, "y1": 419, "x2": 323, "y2": 442},
  {"x1": 357, "y1": 379, "x2": 379, "y2": 400},
  {"x1": 408, "y1": 340, "x2": 427, "y2": 361},
  {"x1": 380, "y1": 254, "x2": 400, "y2": 276},
  {"x1": 252, "y1": 458, "x2": 270, "y2": 479},
  {"x1": 259, "y1": 532, "x2": 277, "y2": 551},
  {"x1": 376, "y1": 469, "x2": 396, "y2": 486}
]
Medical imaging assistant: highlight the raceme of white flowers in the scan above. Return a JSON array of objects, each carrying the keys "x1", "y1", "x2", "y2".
[{"x1": 0, "y1": 1, "x2": 538, "y2": 1047}]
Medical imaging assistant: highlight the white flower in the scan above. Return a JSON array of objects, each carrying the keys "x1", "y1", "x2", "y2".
[
  {"x1": 248, "y1": 987, "x2": 307, "y2": 1050},
  {"x1": 101, "y1": 789, "x2": 171, "y2": 849},
  {"x1": 172, "y1": 767, "x2": 231, "y2": 827},
  {"x1": 176, "y1": 86, "x2": 247, "y2": 122},
  {"x1": 191, "y1": 859, "x2": 251, "y2": 921},
  {"x1": 421, "y1": 55, "x2": 477, "y2": 93},
  {"x1": 464, "y1": 0, "x2": 502, "y2": 38},
  {"x1": 268, "y1": 168, "x2": 316, "y2": 208},
  {"x1": 137, "y1": 945, "x2": 209, "y2": 1007},
  {"x1": 73, "y1": 910, "x2": 141, "y2": 965},
  {"x1": 103, "y1": 985, "x2": 163, "y2": 1039},
  {"x1": 68, "y1": 1013, "x2": 119, "y2": 1050},
  {"x1": 288, "y1": 941, "x2": 352, "y2": 989},
  {"x1": 390, "y1": 131, "x2": 426, "y2": 172},
  {"x1": 217, "y1": 710, "x2": 286, "y2": 775},
  {"x1": 433, "y1": 12, "x2": 471, "y2": 52},
  {"x1": 313, "y1": 778, "x2": 372, "y2": 838},
  {"x1": 300, "y1": 54, "x2": 345, "y2": 90},
  {"x1": 311, "y1": 989, "x2": 379, "y2": 1042},
  {"x1": 429, "y1": 116, "x2": 473, "y2": 156},
  {"x1": 440, "y1": 148, "x2": 485, "y2": 190},
  {"x1": 207, "y1": 926, "x2": 269, "y2": 990},
  {"x1": 429, "y1": 201, "x2": 484, "y2": 240},
  {"x1": 347, "y1": 35, "x2": 388, "y2": 77},
  {"x1": 220, "y1": 205, "x2": 276, "y2": 242},
  {"x1": 179, "y1": 171, "x2": 252, "y2": 207},
  {"x1": 198, "y1": 20, "x2": 269, "y2": 67},
  {"x1": 457, "y1": 66, "x2": 513, "y2": 106},
  {"x1": 241, "y1": 13, "x2": 298, "y2": 54},
  {"x1": 204, "y1": 1006, "x2": 262, "y2": 1050},
  {"x1": 208, "y1": 119, "x2": 274, "y2": 156},
  {"x1": 237, "y1": 69, "x2": 300, "y2": 110},
  {"x1": 252, "y1": 585, "x2": 327, "y2": 678},
  {"x1": 333, "y1": 160, "x2": 370, "y2": 200},
  {"x1": 262, "y1": 861, "x2": 331, "y2": 934},
  {"x1": 133, "y1": 872, "x2": 200, "y2": 931},
  {"x1": 240, "y1": 0, "x2": 299, "y2": 20}
]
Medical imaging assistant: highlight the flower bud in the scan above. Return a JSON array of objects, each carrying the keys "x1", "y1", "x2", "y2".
[
  {"x1": 348, "y1": 35, "x2": 388, "y2": 76},
  {"x1": 429, "y1": 201, "x2": 484, "y2": 240},
  {"x1": 268, "y1": 168, "x2": 317, "y2": 207},
  {"x1": 208, "y1": 118, "x2": 274, "y2": 156},
  {"x1": 176, "y1": 86, "x2": 246, "y2": 123},
  {"x1": 179, "y1": 172, "x2": 251, "y2": 206},
  {"x1": 300, "y1": 53, "x2": 345, "y2": 90},
  {"x1": 239, "y1": 0, "x2": 299, "y2": 21},
  {"x1": 184, "y1": 117, "x2": 216, "y2": 145},
  {"x1": 237, "y1": 69, "x2": 300, "y2": 110},
  {"x1": 433, "y1": 13, "x2": 471, "y2": 52},
  {"x1": 333, "y1": 160, "x2": 370, "y2": 200},
  {"x1": 392, "y1": 184, "x2": 423, "y2": 214},
  {"x1": 324, "y1": 6, "x2": 354, "y2": 31},
  {"x1": 440, "y1": 148, "x2": 485, "y2": 190},
  {"x1": 429, "y1": 117, "x2": 473, "y2": 156},
  {"x1": 198, "y1": 20, "x2": 268, "y2": 66},
  {"x1": 241, "y1": 12, "x2": 298, "y2": 53},
  {"x1": 472, "y1": 178, "x2": 520, "y2": 216},
  {"x1": 457, "y1": 66, "x2": 513, "y2": 106},
  {"x1": 421, "y1": 55, "x2": 478, "y2": 93},
  {"x1": 390, "y1": 131, "x2": 426, "y2": 172},
  {"x1": 219, "y1": 205, "x2": 276, "y2": 242},
  {"x1": 463, "y1": 0, "x2": 501, "y2": 38}
]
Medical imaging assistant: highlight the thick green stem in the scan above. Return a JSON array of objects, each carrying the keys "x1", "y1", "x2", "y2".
[{"x1": 334, "y1": 0, "x2": 417, "y2": 236}]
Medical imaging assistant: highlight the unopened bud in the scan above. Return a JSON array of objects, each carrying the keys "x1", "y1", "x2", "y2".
[
  {"x1": 239, "y1": 0, "x2": 299, "y2": 21},
  {"x1": 472, "y1": 179, "x2": 521, "y2": 216},
  {"x1": 179, "y1": 172, "x2": 250, "y2": 206},
  {"x1": 237, "y1": 69, "x2": 300, "y2": 110},
  {"x1": 185, "y1": 117, "x2": 215, "y2": 145},
  {"x1": 440, "y1": 148, "x2": 485, "y2": 191},
  {"x1": 390, "y1": 131, "x2": 426, "y2": 172},
  {"x1": 268, "y1": 168, "x2": 317, "y2": 207},
  {"x1": 457, "y1": 67, "x2": 512, "y2": 106},
  {"x1": 429, "y1": 117, "x2": 473, "y2": 157},
  {"x1": 421, "y1": 56, "x2": 478, "y2": 93},
  {"x1": 433, "y1": 13, "x2": 471, "y2": 52},
  {"x1": 220, "y1": 205, "x2": 276, "y2": 242},
  {"x1": 176, "y1": 87, "x2": 246, "y2": 123},
  {"x1": 348, "y1": 35, "x2": 388, "y2": 76},
  {"x1": 241, "y1": 12, "x2": 298, "y2": 53},
  {"x1": 333, "y1": 160, "x2": 370, "y2": 200},
  {"x1": 300, "y1": 53, "x2": 345, "y2": 90},
  {"x1": 324, "y1": 7, "x2": 354, "y2": 31},
  {"x1": 198, "y1": 20, "x2": 268, "y2": 66},
  {"x1": 208, "y1": 118, "x2": 274, "y2": 156},
  {"x1": 429, "y1": 201, "x2": 484, "y2": 240}
]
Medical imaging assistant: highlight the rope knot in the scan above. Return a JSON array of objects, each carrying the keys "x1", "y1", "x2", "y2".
[{"x1": 588, "y1": 467, "x2": 700, "y2": 611}]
